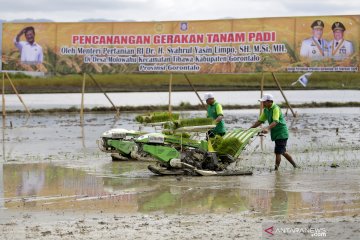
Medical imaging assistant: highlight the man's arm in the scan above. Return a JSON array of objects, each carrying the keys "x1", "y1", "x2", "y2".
[
  {"x1": 251, "y1": 110, "x2": 266, "y2": 128},
  {"x1": 215, "y1": 115, "x2": 223, "y2": 123},
  {"x1": 38, "y1": 47, "x2": 44, "y2": 63},
  {"x1": 348, "y1": 41, "x2": 354, "y2": 55},
  {"x1": 15, "y1": 28, "x2": 26, "y2": 42},
  {"x1": 299, "y1": 40, "x2": 308, "y2": 58},
  {"x1": 14, "y1": 28, "x2": 26, "y2": 50},
  {"x1": 250, "y1": 120, "x2": 263, "y2": 128},
  {"x1": 261, "y1": 121, "x2": 277, "y2": 134},
  {"x1": 215, "y1": 103, "x2": 224, "y2": 123}
]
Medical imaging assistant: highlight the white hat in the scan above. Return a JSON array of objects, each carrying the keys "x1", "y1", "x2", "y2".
[
  {"x1": 258, "y1": 94, "x2": 274, "y2": 102},
  {"x1": 203, "y1": 92, "x2": 215, "y2": 101}
]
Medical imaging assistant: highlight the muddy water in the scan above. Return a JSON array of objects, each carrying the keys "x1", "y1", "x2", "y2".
[
  {"x1": 2, "y1": 163, "x2": 359, "y2": 218},
  {"x1": 4, "y1": 90, "x2": 360, "y2": 110},
  {"x1": 0, "y1": 108, "x2": 359, "y2": 219}
]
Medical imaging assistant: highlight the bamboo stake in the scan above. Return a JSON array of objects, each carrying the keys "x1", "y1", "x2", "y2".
[
  {"x1": 2, "y1": 73, "x2": 5, "y2": 117},
  {"x1": 260, "y1": 72, "x2": 264, "y2": 115},
  {"x1": 1, "y1": 73, "x2": 5, "y2": 161},
  {"x1": 271, "y1": 72, "x2": 296, "y2": 117},
  {"x1": 260, "y1": 72, "x2": 265, "y2": 151},
  {"x1": 80, "y1": 73, "x2": 86, "y2": 124},
  {"x1": 183, "y1": 74, "x2": 206, "y2": 109},
  {"x1": 168, "y1": 73, "x2": 172, "y2": 117},
  {"x1": 86, "y1": 73, "x2": 120, "y2": 117},
  {"x1": 5, "y1": 72, "x2": 31, "y2": 115},
  {"x1": 2, "y1": 117, "x2": 5, "y2": 162}
]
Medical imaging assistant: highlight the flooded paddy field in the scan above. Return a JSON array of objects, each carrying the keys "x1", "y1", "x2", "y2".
[{"x1": 0, "y1": 108, "x2": 359, "y2": 239}]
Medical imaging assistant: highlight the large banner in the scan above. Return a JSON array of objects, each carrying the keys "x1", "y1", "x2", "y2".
[{"x1": 1, "y1": 15, "x2": 359, "y2": 74}]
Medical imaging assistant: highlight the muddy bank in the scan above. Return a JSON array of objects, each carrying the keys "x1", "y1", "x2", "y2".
[
  {"x1": 1, "y1": 211, "x2": 359, "y2": 239},
  {"x1": 4, "y1": 101, "x2": 360, "y2": 114}
]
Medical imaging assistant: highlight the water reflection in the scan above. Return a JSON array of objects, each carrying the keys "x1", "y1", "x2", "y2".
[{"x1": 1, "y1": 163, "x2": 359, "y2": 218}]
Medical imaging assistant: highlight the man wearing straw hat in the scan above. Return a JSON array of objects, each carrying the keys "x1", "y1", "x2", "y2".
[
  {"x1": 250, "y1": 94, "x2": 297, "y2": 171},
  {"x1": 204, "y1": 92, "x2": 226, "y2": 138}
]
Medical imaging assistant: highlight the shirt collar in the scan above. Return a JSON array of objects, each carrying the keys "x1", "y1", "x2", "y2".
[
  {"x1": 25, "y1": 41, "x2": 38, "y2": 46},
  {"x1": 266, "y1": 102, "x2": 275, "y2": 109},
  {"x1": 210, "y1": 100, "x2": 217, "y2": 106}
]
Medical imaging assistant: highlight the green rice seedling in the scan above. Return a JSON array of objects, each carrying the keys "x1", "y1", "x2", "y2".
[
  {"x1": 178, "y1": 132, "x2": 191, "y2": 138},
  {"x1": 135, "y1": 112, "x2": 179, "y2": 123},
  {"x1": 135, "y1": 115, "x2": 146, "y2": 123},
  {"x1": 177, "y1": 117, "x2": 214, "y2": 128},
  {"x1": 211, "y1": 135, "x2": 224, "y2": 151},
  {"x1": 163, "y1": 121, "x2": 176, "y2": 130},
  {"x1": 216, "y1": 137, "x2": 243, "y2": 157},
  {"x1": 151, "y1": 112, "x2": 179, "y2": 123}
]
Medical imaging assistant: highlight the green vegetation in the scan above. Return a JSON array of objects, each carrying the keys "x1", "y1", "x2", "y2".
[
  {"x1": 135, "y1": 111, "x2": 179, "y2": 123},
  {"x1": 175, "y1": 118, "x2": 214, "y2": 128},
  {"x1": 211, "y1": 135, "x2": 244, "y2": 156},
  {"x1": 216, "y1": 137, "x2": 243, "y2": 156},
  {"x1": 2, "y1": 72, "x2": 360, "y2": 94}
]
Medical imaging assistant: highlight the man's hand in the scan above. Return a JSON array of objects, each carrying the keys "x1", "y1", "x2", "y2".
[
  {"x1": 18, "y1": 28, "x2": 27, "y2": 36},
  {"x1": 261, "y1": 128, "x2": 269, "y2": 134},
  {"x1": 215, "y1": 115, "x2": 223, "y2": 123},
  {"x1": 261, "y1": 122, "x2": 277, "y2": 134},
  {"x1": 16, "y1": 28, "x2": 27, "y2": 42},
  {"x1": 250, "y1": 121, "x2": 262, "y2": 129}
]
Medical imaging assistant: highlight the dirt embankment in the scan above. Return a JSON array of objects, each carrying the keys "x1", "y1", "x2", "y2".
[{"x1": 1, "y1": 211, "x2": 359, "y2": 240}]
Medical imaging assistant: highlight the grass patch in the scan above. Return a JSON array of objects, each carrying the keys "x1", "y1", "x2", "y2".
[{"x1": 2, "y1": 72, "x2": 360, "y2": 94}]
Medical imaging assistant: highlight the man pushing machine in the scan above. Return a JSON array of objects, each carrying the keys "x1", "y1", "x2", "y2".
[{"x1": 250, "y1": 94, "x2": 297, "y2": 171}]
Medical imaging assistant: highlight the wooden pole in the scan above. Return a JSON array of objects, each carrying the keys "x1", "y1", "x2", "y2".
[
  {"x1": 80, "y1": 73, "x2": 86, "y2": 124},
  {"x1": 260, "y1": 72, "x2": 264, "y2": 115},
  {"x1": 86, "y1": 73, "x2": 120, "y2": 117},
  {"x1": 271, "y1": 72, "x2": 296, "y2": 117},
  {"x1": 1, "y1": 75, "x2": 6, "y2": 161},
  {"x1": 2, "y1": 116, "x2": 5, "y2": 162},
  {"x1": 259, "y1": 72, "x2": 265, "y2": 151},
  {"x1": 2, "y1": 73, "x2": 5, "y2": 117},
  {"x1": 168, "y1": 73, "x2": 172, "y2": 116},
  {"x1": 5, "y1": 72, "x2": 31, "y2": 115},
  {"x1": 80, "y1": 123, "x2": 86, "y2": 148},
  {"x1": 183, "y1": 74, "x2": 206, "y2": 109}
]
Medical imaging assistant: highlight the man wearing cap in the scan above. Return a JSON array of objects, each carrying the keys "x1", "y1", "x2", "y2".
[
  {"x1": 328, "y1": 21, "x2": 354, "y2": 61},
  {"x1": 204, "y1": 92, "x2": 226, "y2": 138},
  {"x1": 300, "y1": 20, "x2": 329, "y2": 60},
  {"x1": 250, "y1": 94, "x2": 297, "y2": 170}
]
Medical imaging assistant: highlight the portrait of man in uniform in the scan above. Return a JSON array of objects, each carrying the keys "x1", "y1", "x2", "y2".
[
  {"x1": 14, "y1": 26, "x2": 43, "y2": 65},
  {"x1": 328, "y1": 21, "x2": 354, "y2": 61},
  {"x1": 300, "y1": 20, "x2": 329, "y2": 60}
]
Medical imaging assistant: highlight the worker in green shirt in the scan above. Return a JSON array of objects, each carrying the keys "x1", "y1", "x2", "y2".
[
  {"x1": 250, "y1": 94, "x2": 297, "y2": 170},
  {"x1": 204, "y1": 92, "x2": 226, "y2": 138}
]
